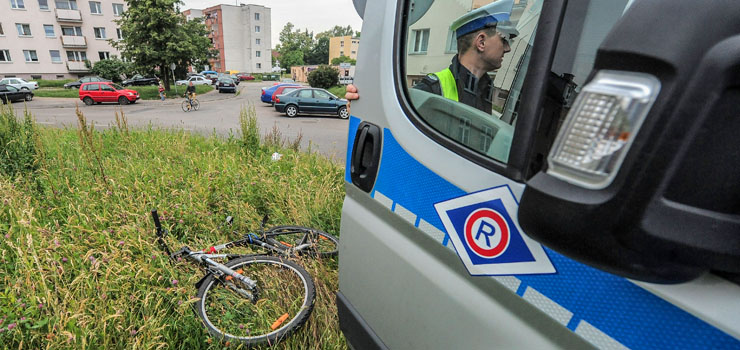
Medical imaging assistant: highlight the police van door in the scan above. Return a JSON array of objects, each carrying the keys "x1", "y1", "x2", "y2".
[{"x1": 338, "y1": 0, "x2": 740, "y2": 349}]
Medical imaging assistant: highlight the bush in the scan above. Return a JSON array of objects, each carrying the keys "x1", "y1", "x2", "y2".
[
  {"x1": 91, "y1": 58, "x2": 134, "y2": 82},
  {"x1": 37, "y1": 79, "x2": 75, "y2": 88},
  {"x1": 307, "y1": 65, "x2": 339, "y2": 89},
  {"x1": 0, "y1": 106, "x2": 42, "y2": 181}
]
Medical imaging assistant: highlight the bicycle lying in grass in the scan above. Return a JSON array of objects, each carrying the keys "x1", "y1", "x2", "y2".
[
  {"x1": 181, "y1": 93, "x2": 200, "y2": 112},
  {"x1": 151, "y1": 209, "x2": 338, "y2": 347}
]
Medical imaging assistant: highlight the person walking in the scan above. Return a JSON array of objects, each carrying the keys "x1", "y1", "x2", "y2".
[{"x1": 158, "y1": 82, "x2": 166, "y2": 101}]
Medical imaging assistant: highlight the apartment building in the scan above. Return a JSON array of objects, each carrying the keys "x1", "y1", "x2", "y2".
[
  {"x1": 183, "y1": 4, "x2": 271, "y2": 74},
  {"x1": 328, "y1": 36, "x2": 359, "y2": 63},
  {"x1": 0, "y1": 0, "x2": 126, "y2": 79}
]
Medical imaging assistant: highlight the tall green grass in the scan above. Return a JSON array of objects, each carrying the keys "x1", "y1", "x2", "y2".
[
  {"x1": 0, "y1": 104, "x2": 347, "y2": 349},
  {"x1": 34, "y1": 85, "x2": 214, "y2": 100},
  {"x1": 37, "y1": 79, "x2": 75, "y2": 88}
]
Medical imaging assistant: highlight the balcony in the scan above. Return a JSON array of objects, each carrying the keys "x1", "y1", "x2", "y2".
[
  {"x1": 55, "y1": 9, "x2": 82, "y2": 22},
  {"x1": 60, "y1": 35, "x2": 87, "y2": 48},
  {"x1": 66, "y1": 61, "x2": 90, "y2": 72}
]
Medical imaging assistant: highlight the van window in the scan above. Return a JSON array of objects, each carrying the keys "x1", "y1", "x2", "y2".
[{"x1": 402, "y1": 0, "x2": 543, "y2": 164}]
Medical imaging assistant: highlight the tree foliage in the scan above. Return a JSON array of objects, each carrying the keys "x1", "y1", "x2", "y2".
[
  {"x1": 307, "y1": 65, "x2": 339, "y2": 89},
  {"x1": 112, "y1": 0, "x2": 215, "y2": 90},
  {"x1": 277, "y1": 24, "x2": 359, "y2": 68},
  {"x1": 91, "y1": 58, "x2": 134, "y2": 82},
  {"x1": 330, "y1": 55, "x2": 356, "y2": 65}
]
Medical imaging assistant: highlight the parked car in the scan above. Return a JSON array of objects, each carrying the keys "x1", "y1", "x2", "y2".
[
  {"x1": 206, "y1": 74, "x2": 219, "y2": 85},
  {"x1": 121, "y1": 74, "x2": 159, "y2": 86},
  {"x1": 270, "y1": 85, "x2": 305, "y2": 104},
  {"x1": 0, "y1": 78, "x2": 38, "y2": 91},
  {"x1": 175, "y1": 76, "x2": 211, "y2": 86},
  {"x1": 216, "y1": 78, "x2": 237, "y2": 93},
  {"x1": 236, "y1": 73, "x2": 255, "y2": 81},
  {"x1": 64, "y1": 76, "x2": 110, "y2": 89},
  {"x1": 79, "y1": 82, "x2": 140, "y2": 105},
  {"x1": 261, "y1": 83, "x2": 299, "y2": 103},
  {"x1": 281, "y1": 78, "x2": 296, "y2": 83},
  {"x1": 199, "y1": 70, "x2": 218, "y2": 76},
  {"x1": 0, "y1": 84, "x2": 33, "y2": 103},
  {"x1": 229, "y1": 75, "x2": 240, "y2": 85},
  {"x1": 273, "y1": 87, "x2": 348, "y2": 119}
]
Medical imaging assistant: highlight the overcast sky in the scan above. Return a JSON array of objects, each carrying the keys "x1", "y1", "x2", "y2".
[{"x1": 180, "y1": 0, "x2": 364, "y2": 47}]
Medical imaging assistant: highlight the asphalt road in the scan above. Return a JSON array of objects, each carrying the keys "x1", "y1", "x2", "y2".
[{"x1": 18, "y1": 82, "x2": 350, "y2": 162}]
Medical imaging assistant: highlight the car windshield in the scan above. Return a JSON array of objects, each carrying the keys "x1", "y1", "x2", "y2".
[{"x1": 112, "y1": 83, "x2": 125, "y2": 90}]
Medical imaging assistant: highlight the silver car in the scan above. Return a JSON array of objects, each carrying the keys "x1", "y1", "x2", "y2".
[{"x1": 0, "y1": 78, "x2": 38, "y2": 91}]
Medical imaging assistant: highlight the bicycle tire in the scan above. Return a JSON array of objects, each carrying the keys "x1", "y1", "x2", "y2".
[
  {"x1": 181, "y1": 100, "x2": 191, "y2": 112},
  {"x1": 195, "y1": 255, "x2": 315, "y2": 346},
  {"x1": 192, "y1": 99, "x2": 200, "y2": 111},
  {"x1": 265, "y1": 226, "x2": 339, "y2": 258}
]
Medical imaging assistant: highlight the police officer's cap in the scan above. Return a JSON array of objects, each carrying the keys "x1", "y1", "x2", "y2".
[{"x1": 450, "y1": 0, "x2": 518, "y2": 40}]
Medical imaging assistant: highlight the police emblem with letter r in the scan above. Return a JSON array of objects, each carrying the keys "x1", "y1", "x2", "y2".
[{"x1": 435, "y1": 185, "x2": 555, "y2": 276}]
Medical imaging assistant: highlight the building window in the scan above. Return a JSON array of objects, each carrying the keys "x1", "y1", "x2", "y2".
[
  {"x1": 61, "y1": 26, "x2": 82, "y2": 36},
  {"x1": 256, "y1": 51, "x2": 261, "y2": 57},
  {"x1": 256, "y1": 38, "x2": 260, "y2": 45},
  {"x1": 10, "y1": 0, "x2": 25, "y2": 9},
  {"x1": 49, "y1": 50, "x2": 61, "y2": 62},
  {"x1": 112, "y1": 3, "x2": 123, "y2": 16},
  {"x1": 0, "y1": 50, "x2": 10, "y2": 62},
  {"x1": 255, "y1": 25, "x2": 260, "y2": 33},
  {"x1": 38, "y1": 0, "x2": 48, "y2": 10},
  {"x1": 445, "y1": 29, "x2": 457, "y2": 53},
  {"x1": 116, "y1": 28, "x2": 122, "y2": 39},
  {"x1": 340, "y1": 41, "x2": 344, "y2": 47},
  {"x1": 0, "y1": 23, "x2": 4, "y2": 36},
  {"x1": 66, "y1": 50, "x2": 86, "y2": 61},
  {"x1": 411, "y1": 28, "x2": 430, "y2": 54},
  {"x1": 55, "y1": 0, "x2": 77, "y2": 10},
  {"x1": 23, "y1": 50, "x2": 39, "y2": 62},
  {"x1": 44, "y1": 24, "x2": 55, "y2": 37},
  {"x1": 254, "y1": 12, "x2": 260, "y2": 20},
  {"x1": 98, "y1": 51, "x2": 109, "y2": 60},
  {"x1": 93, "y1": 27, "x2": 106, "y2": 39},
  {"x1": 351, "y1": 51, "x2": 356, "y2": 54},
  {"x1": 89, "y1": 1, "x2": 101, "y2": 14},
  {"x1": 16, "y1": 23, "x2": 32, "y2": 36},
  {"x1": 256, "y1": 63, "x2": 261, "y2": 69}
]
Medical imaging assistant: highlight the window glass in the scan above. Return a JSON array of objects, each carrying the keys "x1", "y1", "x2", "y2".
[
  {"x1": 254, "y1": 12, "x2": 260, "y2": 20},
  {"x1": 98, "y1": 51, "x2": 109, "y2": 60},
  {"x1": 116, "y1": 28, "x2": 122, "y2": 39},
  {"x1": 89, "y1": 1, "x2": 101, "y2": 14},
  {"x1": 23, "y1": 50, "x2": 38, "y2": 62},
  {"x1": 298, "y1": 89, "x2": 313, "y2": 98},
  {"x1": 55, "y1": 0, "x2": 77, "y2": 10},
  {"x1": 94, "y1": 27, "x2": 106, "y2": 39},
  {"x1": 49, "y1": 50, "x2": 61, "y2": 62},
  {"x1": 256, "y1": 38, "x2": 260, "y2": 45},
  {"x1": 255, "y1": 25, "x2": 260, "y2": 32},
  {"x1": 314, "y1": 90, "x2": 331, "y2": 99},
  {"x1": 112, "y1": 3, "x2": 123, "y2": 16},
  {"x1": 6, "y1": 85, "x2": 18, "y2": 92},
  {"x1": 38, "y1": 0, "x2": 48, "y2": 10},
  {"x1": 44, "y1": 24, "x2": 55, "y2": 37},
  {"x1": 62, "y1": 26, "x2": 82, "y2": 36},
  {"x1": 0, "y1": 23, "x2": 4, "y2": 35},
  {"x1": 256, "y1": 63, "x2": 261, "y2": 69},
  {"x1": 403, "y1": 0, "x2": 542, "y2": 163},
  {"x1": 10, "y1": 0, "x2": 25, "y2": 9},
  {"x1": 16, "y1": 23, "x2": 32, "y2": 36},
  {"x1": 100, "y1": 84, "x2": 114, "y2": 91}
]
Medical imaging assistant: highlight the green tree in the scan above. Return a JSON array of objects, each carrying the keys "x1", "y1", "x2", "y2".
[
  {"x1": 324, "y1": 25, "x2": 356, "y2": 38},
  {"x1": 305, "y1": 35, "x2": 329, "y2": 65},
  {"x1": 330, "y1": 55, "x2": 356, "y2": 65},
  {"x1": 307, "y1": 65, "x2": 339, "y2": 89},
  {"x1": 91, "y1": 58, "x2": 134, "y2": 82},
  {"x1": 275, "y1": 23, "x2": 314, "y2": 72},
  {"x1": 112, "y1": 0, "x2": 215, "y2": 91}
]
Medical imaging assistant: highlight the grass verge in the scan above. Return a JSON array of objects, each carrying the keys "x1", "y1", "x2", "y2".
[
  {"x1": 0, "y1": 103, "x2": 347, "y2": 349},
  {"x1": 33, "y1": 85, "x2": 214, "y2": 100}
]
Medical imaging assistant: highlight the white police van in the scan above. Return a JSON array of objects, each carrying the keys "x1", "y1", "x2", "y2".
[{"x1": 337, "y1": 0, "x2": 740, "y2": 349}]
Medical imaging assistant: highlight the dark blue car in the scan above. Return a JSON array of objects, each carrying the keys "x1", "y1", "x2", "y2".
[
  {"x1": 261, "y1": 83, "x2": 299, "y2": 104},
  {"x1": 273, "y1": 88, "x2": 349, "y2": 119}
]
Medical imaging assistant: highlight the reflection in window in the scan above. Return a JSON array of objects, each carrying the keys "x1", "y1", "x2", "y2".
[{"x1": 404, "y1": 0, "x2": 543, "y2": 163}]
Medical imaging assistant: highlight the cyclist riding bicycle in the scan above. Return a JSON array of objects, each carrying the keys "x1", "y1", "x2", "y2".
[{"x1": 185, "y1": 81, "x2": 197, "y2": 102}]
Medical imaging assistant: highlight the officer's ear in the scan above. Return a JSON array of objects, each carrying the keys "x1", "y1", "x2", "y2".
[{"x1": 475, "y1": 32, "x2": 488, "y2": 52}]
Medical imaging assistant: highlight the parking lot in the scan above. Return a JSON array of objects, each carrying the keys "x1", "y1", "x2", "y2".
[{"x1": 17, "y1": 81, "x2": 350, "y2": 161}]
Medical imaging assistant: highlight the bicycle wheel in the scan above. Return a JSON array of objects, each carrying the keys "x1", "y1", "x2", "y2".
[
  {"x1": 192, "y1": 99, "x2": 200, "y2": 111},
  {"x1": 195, "y1": 256, "x2": 315, "y2": 347},
  {"x1": 181, "y1": 100, "x2": 191, "y2": 112},
  {"x1": 265, "y1": 226, "x2": 339, "y2": 258}
]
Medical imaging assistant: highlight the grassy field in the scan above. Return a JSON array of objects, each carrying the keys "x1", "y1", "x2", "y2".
[
  {"x1": 37, "y1": 80, "x2": 75, "y2": 88},
  {"x1": 34, "y1": 85, "x2": 214, "y2": 100},
  {"x1": 0, "y1": 104, "x2": 347, "y2": 349},
  {"x1": 327, "y1": 86, "x2": 347, "y2": 99}
]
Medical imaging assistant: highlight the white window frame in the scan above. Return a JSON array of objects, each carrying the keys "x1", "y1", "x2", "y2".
[
  {"x1": 55, "y1": 0, "x2": 77, "y2": 10},
  {"x1": 411, "y1": 28, "x2": 430, "y2": 54},
  {"x1": 10, "y1": 0, "x2": 25, "y2": 9},
  {"x1": 255, "y1": 25, "x2": 260, "y2": 33},
  {"x1": 93, "y1": 27, "x2": 106, "y2": 39},
  {"x1": 256, "y1": 63, "x2": 261, "y2": 69},
  {"x1": 112, "y1": 3, "x2": 123, "y2": 16},
  {"x1": 23, "y1": 50, "x2": 39, "y2": 62},
  {"x1": 445, "y1": 29, "x2": 458, "y2": 53},
  {"x1": 61, "y1": 26, "x2": 82, "y2": 36},
  {"x1": 16, "y1": 23, "x2": 32, "y2": 37},
  {"x1": 49, "y1": 50, "x2": 62, "y2": 63},
  {"x1": 66, "y1": 50, "x2": 86, "y2": 61},
  {"x1": 44, "y1": 24, "x2": 55, "y2": 37},
  {"x1": 256, "y1": 38, "x2": 260, "y2": 45},
  {"x1": 38, "y1": 0, "x2": 49, "y2": 10},
  {"x1": 89, "y1": 1, "x2": 101, "y2": 14},
  {"x1": 0, "y1": 50, "x2": 11, "y2": 62},
  {"x1": 98, "y1": 51, "x2": 109, "y2": 60}
]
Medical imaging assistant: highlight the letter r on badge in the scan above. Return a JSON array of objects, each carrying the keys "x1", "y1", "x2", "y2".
[{"x1": 476, "y1": 221, "x2": 496, "y2": 247}]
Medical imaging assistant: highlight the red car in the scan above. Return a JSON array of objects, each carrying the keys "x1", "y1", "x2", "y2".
[
  {"x1": 79, "y1": 82, "x2": 140, "y2": 105},
  {"x1": 236, "y1": 73, "x2": 255, "y2": 81},
  {"x1": 271, "y1": 85, "x2": 305, "y2": 104}
]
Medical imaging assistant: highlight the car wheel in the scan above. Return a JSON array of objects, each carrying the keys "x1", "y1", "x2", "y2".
[
  {"x1": 118, "y1": 96, "x2": 129, "y2": 105},
  {"x1": 285, "y1": 105, "x2": 298, "y2": 118},
  {"x1": 338, "y1": 106, "x2": 349, "y2": 119},
  {"x1": 83, "y1": 97, "x2": 94, "y2": 106},
  {"x1": 24, "y1": 94, "x2": 33, "y2": 101}
]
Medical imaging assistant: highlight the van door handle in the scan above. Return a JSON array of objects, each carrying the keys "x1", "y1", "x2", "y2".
[{"x1": 350, "y1": 122, "x2": 382, "y2": 193}]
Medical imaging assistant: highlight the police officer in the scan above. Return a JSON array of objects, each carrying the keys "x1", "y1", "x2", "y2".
[
  {"x1": 414, "y1": 0, "x2": 517, "y2": 113},
  {"x1": 346, "y1": 0, "x2": 517, "y2": 114}
]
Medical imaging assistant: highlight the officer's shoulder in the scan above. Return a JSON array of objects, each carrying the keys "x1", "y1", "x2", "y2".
[{"x1": 424, "y1": 73, "x2": 439, "y2": 82}]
